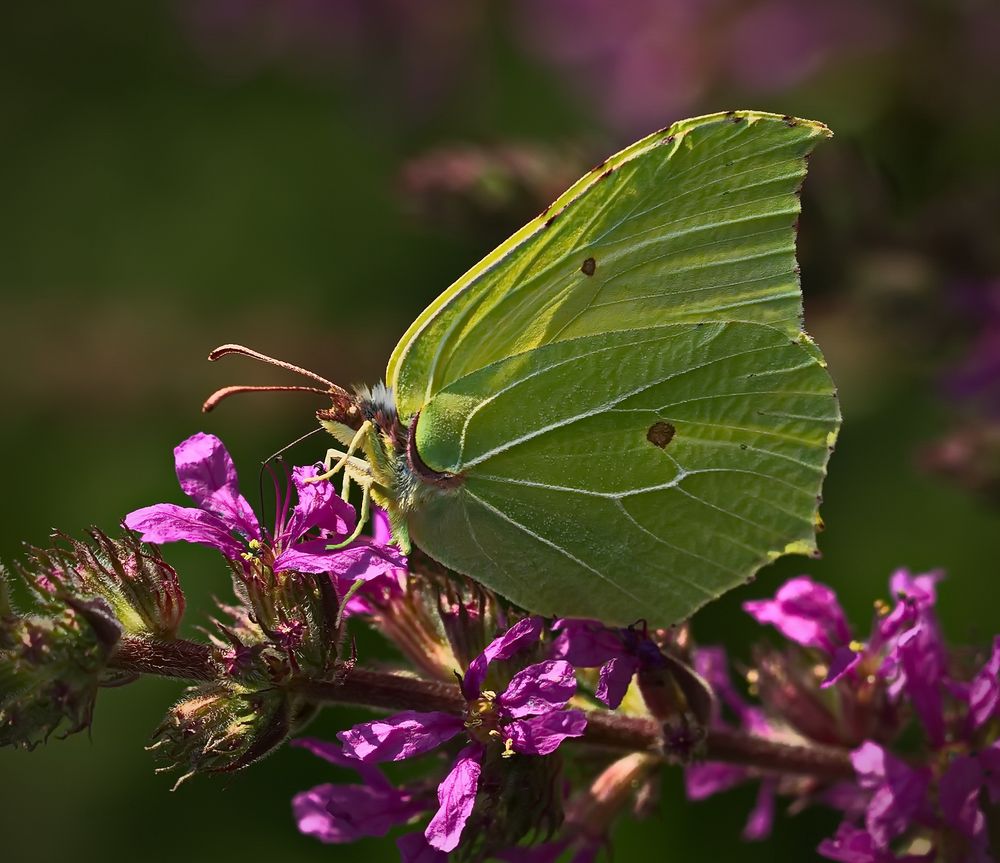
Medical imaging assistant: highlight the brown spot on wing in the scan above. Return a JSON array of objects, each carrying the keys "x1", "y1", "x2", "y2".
[
  {"x1": 647, "y1": 421, "x2": 676, "y2": 448},
  {"x1": 581, "y1": 257, "x2": 596, "y2": 276}
]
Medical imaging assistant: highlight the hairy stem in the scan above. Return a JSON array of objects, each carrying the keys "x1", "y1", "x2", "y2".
[
  {"x1": 109, "y1": 635, "x2": 854, "y2": 781},
  {"x1": 110, "y1": 636, "x2": 216, "y2": 681}
]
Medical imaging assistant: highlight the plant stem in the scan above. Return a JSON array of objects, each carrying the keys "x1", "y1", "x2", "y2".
[
  {"x1": 111, "y1": 635, "x2": 215, "y2": 681},
  {"x1": 109, "y1": 635, "x2": 854, "y2": 781}
]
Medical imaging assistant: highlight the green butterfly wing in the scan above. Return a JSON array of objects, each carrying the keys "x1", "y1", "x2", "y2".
[
  {"x1": 388, "y1": 111, "x2": 830, "y2": 418},
  {"x1": 387, "y1": 111, "x2": 840, "y2": 626},
  {"x1": 410, "y1": 322, "x2": 837, "y2": 624}
]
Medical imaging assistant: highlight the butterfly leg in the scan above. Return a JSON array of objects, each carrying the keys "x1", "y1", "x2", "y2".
[
  {"x1": 309, "y1": 420, "x2": 373, "y2": 483},
  {"x1": 326, "y1": 480, "x2": 371, "y2": 550}
]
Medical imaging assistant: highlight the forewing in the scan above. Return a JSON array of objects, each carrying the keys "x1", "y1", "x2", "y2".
[
  {"x1": 409, "y1": 322, "x2": 839, "y2": 626},
  {"x1": 388, "y1": 111, "x2": 831, "y2": 421}
]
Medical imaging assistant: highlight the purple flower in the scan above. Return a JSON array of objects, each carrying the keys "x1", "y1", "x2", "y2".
[
  {"x1": 693, "y1": 646, "x2": 770, "y2": 735},
  {"x1": 876, "y1": 571, "x2": 947, "y2": 746},
  {"x1": 969, "y1": 636, "x2": 1000, "y2": 730},
  {"x1": 850, "y1": 742, "x2": 930, "y2": 850},
  {"x1": 551, "y1": 619, "x2": 666, "y2": 708},
  {"x1": 817, "y1": 822, "x2": 933, "y2": 862},
  {"x1": 745, "y1": 570, "x2": 951, "y2": 728},
  {"x1": 125, "y1": 433, "x2": 404, "y2": 589},
  {"x1": 684, "y1": 645, "x2": 779, "y2": 840},
  {"x1": 515, "y1": 0, "x2": 895, "y2": 134},
  {"x1": 744, "y1": 576, "x2": 862, "y2": 687},
  {"x1": 338, "y1": 617, "x2": 587, "y2": 852},
  {"x1": 396, "y1": 833, "x2": 449, "y2": 862},
  {"x1": 945, "y1": 278, "x2": 1000, "y2": 413},
  {"x1": 338, "y1": 509, "x2": 408, "y2": 618},
  {"x1": 935, "y1": 742, "x2": 1000, "y2": 860},
  {"x1": 291, "y1": 737, "x2": 430, "y2": 843}
]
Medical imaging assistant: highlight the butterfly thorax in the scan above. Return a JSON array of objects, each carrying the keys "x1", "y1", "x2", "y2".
[{"x1": 316, "y1": 383, "x2": 460, "y2": 552}]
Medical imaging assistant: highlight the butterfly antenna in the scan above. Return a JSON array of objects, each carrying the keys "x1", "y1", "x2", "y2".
[
  {"x1": 208, "y1": 344, "x2": 337, "y2": 388},
  {"x1": 204, "y1": 344, "x2": 365, "y2": 430},
  {"x1": 202, "y1": 384, "x2": 334, "y2": 413}
]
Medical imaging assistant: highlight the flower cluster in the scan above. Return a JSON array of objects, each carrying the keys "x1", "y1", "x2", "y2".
[
  {"x1": 687, "y1": 571, "x2": 1000, "y2": 861},
  {"x1": 6, "y1": 432, "x2": 1000, "y2": 862},
  {"x1": 124, "y1": 432, "x2": 403, "y2": 594},
  {"x1": 0, "y1": 528, "x2": 182, "y2": 748}
]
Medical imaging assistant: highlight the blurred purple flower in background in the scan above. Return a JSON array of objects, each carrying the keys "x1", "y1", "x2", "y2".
[
  {"x1": 515, "y1": 0, "x2": 897, "y2": 134},
  {"x1": 176, "y1": 0, "x2": 484, "y2": 114},
  {"x1": 945, "y1": 280, "x2": 1000, "y2": 414},
  {"x1": 176, "y1": 0, "x2": 901, "y2": 136}
]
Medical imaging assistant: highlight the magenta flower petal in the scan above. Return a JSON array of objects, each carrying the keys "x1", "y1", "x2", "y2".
[
  {"x1": 337, "y1": 711, "x2": 464, "y2": 763},
  {"x1": 938, "y1": 755, "x2": 987, "y2": 848},
  {"x1": 425, "y1": 744, "x2": 483, "y2": 852},
  {"x1": 291, "y1": 737, "x2": 390, "y2": 789},
  {"x1": 500, "y1": 660, "x2": 577, "y2": 718},
  {"x1": 893, "y1": 623, "x2": 946, "y2": 746},
  {"x1": 373, "y1": 507, "x2": 393, "y2": 544},
  {"x1": 742, "y1": 777, "x2": 777, "y2": 841},
  {"x1": 172, "y1": 432, "x2": 259, "y2": 537},
  {"x1": 291, "y1": 736, "x2": 430, "y2": 845},
  {"x1": 292, "y1": 782, "x2": 427, "y2": 843},
  {"x1": 508, "y1": 708, "x2": 587, "y2": 756},
  {"x1": 274, "y1": 537, "x2": 406, "y2": 578},
  {"x1": 743, "y1": 576, "x2": 850, "y2": 653},
  {"x1": 285, "y1": 465, "x2": 356, "y2": 540},
  {"x1": 685, "y1": 762, "x2": 747, "y2": 800},
  {"x1": 596, "y1": 655, "x2": 639, "y2": 708},
  {"x1": 851, "y1": 742, "x2": 929, "y2": 849},
  {"x1": 878, "y1": 570, "x2": 943, "y2": 640},
  {"x1": 124, "y1": 503, "x2": 244, "y2": 559},
  {"x1": 463, "y1": 616, "x2": 544, "y2": 699},
  {"x1": 822, "y1": 645, "x2": 863, "y2": 688},
  {"x1": 693, "y1": 646, "x2": 763, "y2": 729},
  {"x1": 888, "y1": 569, "x2": 941, "y2": 607},
  {"x1": 551, "y1": 618, "x2": 624, "y2": 667},
  {"x1": 817, "y1": 822, "x2": 928, "y2": 862},
  {"x1": 969, "y1": 635, "x2": 1000, "y2": 729},
  {"x1": 397, "y1": 833, "x2": 449, "y2": 863}
]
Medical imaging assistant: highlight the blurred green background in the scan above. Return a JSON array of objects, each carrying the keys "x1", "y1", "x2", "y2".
[{"x1": 3, "y1": 2, "x2": 1000, "y2": 860}]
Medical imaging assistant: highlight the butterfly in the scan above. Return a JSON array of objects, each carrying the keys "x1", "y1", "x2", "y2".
[{"x1": 208, "y1": 111, "x2": 840, "y2": 627}]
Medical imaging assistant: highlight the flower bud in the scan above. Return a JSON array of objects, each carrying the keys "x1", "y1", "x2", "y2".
[
  {"x1": 0, "y1": 580, "x2": 120, "y2": 749},
  {"x1": 148, "y1": 680, "x2": 317, "y2": 787},
  {"x1": 222, "y1": 567, "x2": 344, "y2": 681},
  {"x1": 18, "y1": 529, "x2": 185, "y2": 639},
  {"x1": 566, "y1": 752, "x2": 661, "y2": 839}
]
